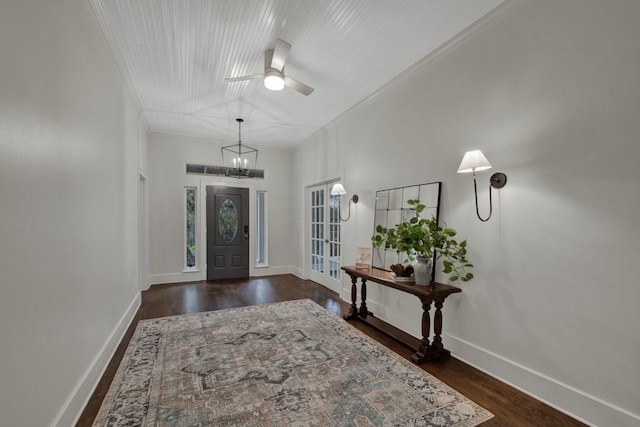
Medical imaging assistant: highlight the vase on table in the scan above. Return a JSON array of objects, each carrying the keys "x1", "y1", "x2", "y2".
[{"x1": 413, "y1": 256, "x2": 432, "y2": 286}]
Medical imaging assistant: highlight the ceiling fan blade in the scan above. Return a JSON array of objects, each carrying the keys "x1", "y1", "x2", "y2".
[
  {"x1": 224, "y1": 74, "x2": 264, "y2": 82},
  {"x1": 270, "y1": 38, "x2": 291, "y2": 72},
  {"x1": 264, "y1": 48, "x2": 274, "y2": 70},
  {"x1": 284, "y1": 76, "x2": 314, "y2": 96}
]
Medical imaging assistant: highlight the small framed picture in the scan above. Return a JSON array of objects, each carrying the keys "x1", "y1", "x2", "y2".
[{"x1": 355, "y1": 247, "x2": 372, "y2": 270}]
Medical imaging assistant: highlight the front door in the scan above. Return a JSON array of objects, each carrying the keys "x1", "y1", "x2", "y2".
[
  {"x1": 308, "y1": 184, "x2": 342, "y2": 292},
  {"x1": 206, "y1": 186, "x2": 249, "y2": 279}
]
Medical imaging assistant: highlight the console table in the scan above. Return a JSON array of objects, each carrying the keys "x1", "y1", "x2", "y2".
[{"x1": 341, "y1": 266, "x2": 461, "y2": 363}]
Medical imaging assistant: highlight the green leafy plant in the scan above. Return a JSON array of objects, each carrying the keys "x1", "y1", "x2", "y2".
[{"x1": 371, "y1": 199, "x2": 474, "y2": 282}]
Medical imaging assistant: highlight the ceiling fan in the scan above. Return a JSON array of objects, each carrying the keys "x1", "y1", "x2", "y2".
[{"x1": 225, "y1": 39, "x2": 314, "y2": 96}]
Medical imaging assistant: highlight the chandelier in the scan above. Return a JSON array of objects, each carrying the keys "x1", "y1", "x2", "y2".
[{"x1": 221, "y1": 118, "x2": 258, "y2": 178}]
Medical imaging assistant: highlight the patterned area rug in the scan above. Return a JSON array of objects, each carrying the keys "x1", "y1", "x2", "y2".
[{"x1": 93, "y1": 299, "x2": 493, "y2": 426}]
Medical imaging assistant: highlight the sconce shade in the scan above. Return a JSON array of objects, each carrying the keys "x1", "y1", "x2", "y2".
[
  {"x1": 457, "y1": 150, "x2": 493, "y2": 173},
  {"x1": 330, "y1": 183, "x2": 347, "y2": 195}
]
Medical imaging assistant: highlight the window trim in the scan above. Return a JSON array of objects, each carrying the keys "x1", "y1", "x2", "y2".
[{"x1": 256, "y1": 190, "x2": 268, "y2": 267}]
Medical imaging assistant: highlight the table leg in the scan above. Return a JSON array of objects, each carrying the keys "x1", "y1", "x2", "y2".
[
  {"x1": 343, "y1": 274, "x2": 359, "y2": 320},
  {"x1": 358, "y1": 278, "x2": 369, "y2": 317},
  {"x1": 431, "y1": 299, "x2": 450, "y2": 358},
  {"x1": 411, "y1": 299, "x2": 432, "y2": 363}
]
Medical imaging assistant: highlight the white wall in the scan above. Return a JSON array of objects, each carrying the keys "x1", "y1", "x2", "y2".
[
  {"x1": 0, "y1": 0, "x2": 144, "y2": 425},
  {"x1": 293, "y1": 1, "x2": 640, "y2": 425},
  {"x1": 147, "y1": 133, "x2": 295, "y2": 284}
]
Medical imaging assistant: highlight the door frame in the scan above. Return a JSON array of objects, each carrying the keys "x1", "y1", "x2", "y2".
[
  {"x1": 197, "y1": 177, "x2": 256, "y2": 280},
  {"x1": 138, "y1": 171, "x2": 150, "y2": 291},
  {"x1": 304, "y1": 176, "x2": 343, "y2": 294}
]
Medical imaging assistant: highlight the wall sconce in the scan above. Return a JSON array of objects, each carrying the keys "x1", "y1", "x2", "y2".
[
  {"x1": 457, "y1": 150, "x2": 507, "y2": 222},
  {"x1": 330, "y1": 183, "x2": 359, "y2": 222}
]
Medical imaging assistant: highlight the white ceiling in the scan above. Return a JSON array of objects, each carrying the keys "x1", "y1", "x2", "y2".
[{"x1": 91, "y1": 0, "x2": 505, "y2": 148}]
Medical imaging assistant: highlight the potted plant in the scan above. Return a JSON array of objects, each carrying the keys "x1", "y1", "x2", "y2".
[{"x1": 371, "y1": 199, "x2": 473, "y2": 284}]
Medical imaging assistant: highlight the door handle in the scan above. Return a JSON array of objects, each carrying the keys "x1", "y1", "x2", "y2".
[
  {"x1": 325, "y1": 239, "x2": 329, "y2": 243},
  {"x1": 244, "y1": 225, "x2": 249, "y2": 238}
]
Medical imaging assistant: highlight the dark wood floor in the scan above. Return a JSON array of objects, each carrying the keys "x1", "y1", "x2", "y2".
[{"x1": 77, "y1": 275, "x2": 585, "y2": 426}]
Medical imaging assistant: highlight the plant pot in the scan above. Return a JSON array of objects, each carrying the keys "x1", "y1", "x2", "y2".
[{"x1": 413, "y1": 256, "x2": 432, "y2": 286}]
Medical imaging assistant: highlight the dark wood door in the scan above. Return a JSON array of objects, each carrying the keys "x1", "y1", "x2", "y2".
[{"x1": 206, "y1": 186, "x2": 249, "y2": 279}]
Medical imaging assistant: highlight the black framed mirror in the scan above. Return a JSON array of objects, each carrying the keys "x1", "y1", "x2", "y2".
[{"x1": 372, "y1": 181, "x2": 442, "y2": 281}]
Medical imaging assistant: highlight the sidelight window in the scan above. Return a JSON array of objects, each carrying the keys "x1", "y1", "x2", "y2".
[
  {"x1": 256, "y1": 191, "x2": 267, "y2": 265},
  {"x1": 185, "y1": 187, "x2": 197, "y2": 269}
]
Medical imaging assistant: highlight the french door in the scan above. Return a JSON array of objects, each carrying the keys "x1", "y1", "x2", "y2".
[{"x1": 308, "y1": 184, "x2": 342, "y2": 292}]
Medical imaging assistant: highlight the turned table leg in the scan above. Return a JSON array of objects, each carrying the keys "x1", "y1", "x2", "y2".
[
  {"x1": 343, "y1": 274, "x2": 359, "y2": 320},
  {"x1": 431, "y1": 299, "x2": 450, "y2": 358},
  {"x1": 411, "y1": 299, "x2": 432, "y2": 363},
  {"x1": 358, "y1": 278, "x2": 369, "y2": 317}
]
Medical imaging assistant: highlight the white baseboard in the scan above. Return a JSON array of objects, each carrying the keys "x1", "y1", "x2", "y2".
[
  {"x1": 149, "y1": 271, "x2": 201, "y2": 285},
  {"x1": 150, "y1": 266, "x2": 302, "y2": 286},
  {"x1": 289, "y1": 266, "x2": 304, "y2": 279},
  {"x1": 445, "y1": 334, "x2": 640, "y2": 427},
  {"x1": 341, "y1": 287, "x2": 352, "y2": 303},
  {"x1": 253, "y1": 265, "x2": 296, "y2": 277},
  {"x1": 53, "y1": 293, "x2": 141, "y2": 427}
]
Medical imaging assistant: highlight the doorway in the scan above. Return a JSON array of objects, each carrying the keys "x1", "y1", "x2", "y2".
[
  {"x1": 308, "y1": 183, "x2": 342, "y2": 292},
  {"x1": 206, "y1": 186, "x2": 250, "y2": 279}
]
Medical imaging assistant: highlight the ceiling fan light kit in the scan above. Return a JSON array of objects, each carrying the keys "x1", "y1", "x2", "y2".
[
  {"x1": 264, "y1": 69, "x2": 285, "y2": 91},
  {"x1": 225, "y1": 38, "x2": 314, "y2": 95}
]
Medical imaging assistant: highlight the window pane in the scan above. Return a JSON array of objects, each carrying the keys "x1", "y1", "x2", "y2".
[
  {"x1": 218, "y1": 199, "x2": 238, "y2": 243},
  {"x1": 186, "y1": 187, "x2": 196, "y2": 268},
  {"x1": 329, "y1": 260, "x2": 339, "y2": 280},
  {"x1": 310, "y1": 188, "x2": 328, "y2": 275}
]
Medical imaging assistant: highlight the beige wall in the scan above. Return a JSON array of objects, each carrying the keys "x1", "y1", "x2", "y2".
[
  {"x1": 0, "y1": 0, "x2": 144, "y2": 425},
  {"x1": 293, "y1": 1, "x2": 640, "y2": 425}
]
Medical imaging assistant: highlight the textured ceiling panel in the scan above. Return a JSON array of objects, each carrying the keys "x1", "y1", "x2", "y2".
[{"x1": 91, "y1": 0, "x2": 506, "y2": 148}]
